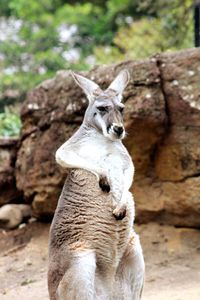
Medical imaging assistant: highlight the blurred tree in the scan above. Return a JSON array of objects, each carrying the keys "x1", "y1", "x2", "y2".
[
  {"x1": 136, "y1": 0, "x2": 193, "y2": 49},
  {"x1": 0, "y1": 0, "x2": 138, "y2": 136},
  {"x1": 0, "y1": 0, "x2": 194, "y2": 136},
  {"x1": 0, "y1": 0, "x2": 12, "y2": 16},
  {"x1": 95, "y1": 0, "x2": 193, "y2": 63},
  {"x1": 0, "y1": 0, "x2": 193, "y2": 95},
  {"x1": 0, "y1": 0, "x2": 139, "y2": 99}
]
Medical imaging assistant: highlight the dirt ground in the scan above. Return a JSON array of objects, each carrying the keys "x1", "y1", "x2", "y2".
[{"x1": 0, "y1": 221, "x2": 200, "y2": 300}]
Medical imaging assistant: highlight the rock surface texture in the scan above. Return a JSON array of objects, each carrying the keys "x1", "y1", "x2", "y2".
[
  {"x1": 14, "y1": 48, "x2": 200, "y2": 227},
  {"x1": 0, "y1": 138, "x2": 21, "y2": 206}
]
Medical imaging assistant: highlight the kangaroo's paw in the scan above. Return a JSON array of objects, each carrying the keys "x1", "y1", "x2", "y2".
[
  {"x1": 113, "y1": 204, "x2": 127, "y2": 220},
  {"x1": 99, "y1": 175, "x2": 110, "y2": 193}
]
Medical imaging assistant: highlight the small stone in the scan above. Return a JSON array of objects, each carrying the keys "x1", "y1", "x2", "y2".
[
  {"x1": 0, "y1": 204, "x2": 32, "y2": 230},
  {"x1": 190, "y1": 101, "x2": 196, "y2": 108},
  {"x1": 17, "y1": 267, "x2": 24, "y2": 272},
  {"x1": 145, "y1": 93, "x2": 151, "y2": 99},
  {"x1": 188, "y1": 70, "x2": 195, "y2": 76},
  {"x1": 25, "y1": 258, "x2": 32, "y2": 266},
  {"x1": 28, "y1": 217, "x2": 37, "y2": 224},
  {"x1": 172, "y1": 80, "x2": 179, "y2": 86},
  {"x1": 19, "y1": 223, "x2": 26, "y2": 229},
  {"x1": 27, "y1": 103, "x2": 39, "y2": 110},
  {"x1": 21, "y1": 279, "x2": 35, "y2": 286},
  {"x1": 182, "y1": 95, "x2": 189, "y2": 101}
]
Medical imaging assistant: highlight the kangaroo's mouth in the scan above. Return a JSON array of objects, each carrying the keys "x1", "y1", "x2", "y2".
[{"x1": 106, "y1": 124, "x2": 125, "y2": 140}]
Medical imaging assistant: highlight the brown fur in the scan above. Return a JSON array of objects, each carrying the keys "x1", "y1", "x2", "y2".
[{"x1": 48, "y1": 169, "x2": 144, "y2": 300}]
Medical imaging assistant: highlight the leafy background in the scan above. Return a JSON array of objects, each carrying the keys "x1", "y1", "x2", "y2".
[{"x1": 0, "y1": 0, "x2": 194, "y2": 136}]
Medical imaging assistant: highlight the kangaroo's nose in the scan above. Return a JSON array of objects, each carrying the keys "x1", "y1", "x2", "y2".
[{"x1": 113, "y1": 126, "x2": 124, "y2": 137}]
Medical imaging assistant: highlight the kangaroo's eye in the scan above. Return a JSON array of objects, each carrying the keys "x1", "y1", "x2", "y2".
[
  {"x1": 97, "y1": 106, "x2": 108, "y2": 112},
  {"x1": 118, "y1": 106, "x2": 124, "y2": 113}
]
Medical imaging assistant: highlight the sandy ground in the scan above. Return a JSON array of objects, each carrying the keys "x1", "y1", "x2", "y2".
[{"x1": 0, "y1": 221, "x2": 200, "y2": 300}]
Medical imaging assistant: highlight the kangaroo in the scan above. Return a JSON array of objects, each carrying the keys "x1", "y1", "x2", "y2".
[
  {"x1": 48, "y1": 170, "x2": 145, "y2": 300},
  {"x1": 48, "y1": 70, "x2": 145, "y2": 300},
  {"x1": 55, "y1": 70, "x2": 134, "y2": 219}
]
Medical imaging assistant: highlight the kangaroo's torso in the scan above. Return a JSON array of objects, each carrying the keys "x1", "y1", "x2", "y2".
[{"x1": 49, "y1": 169, "x2": 134, "y2": 272}]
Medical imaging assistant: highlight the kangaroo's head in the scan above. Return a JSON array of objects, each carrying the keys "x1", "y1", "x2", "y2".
[{"x1": 72, "y1": 70, "x2": 129, "y2": 141}]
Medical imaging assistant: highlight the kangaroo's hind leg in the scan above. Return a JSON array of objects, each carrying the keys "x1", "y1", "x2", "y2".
[
  {"x1": 113, "y1": 232, "x2": 145, "y2": 300},
  {"x1": 57, "y1": 249, "x2": 96, "y2": 300}
]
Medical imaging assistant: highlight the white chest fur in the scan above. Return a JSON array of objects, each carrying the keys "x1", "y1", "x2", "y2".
[
  {"x1": 56, "y1": 127, "x2": 134, "y2": 210},
  {"x1": 78, "y1": 136, "x2": 128, "y2": 175}
]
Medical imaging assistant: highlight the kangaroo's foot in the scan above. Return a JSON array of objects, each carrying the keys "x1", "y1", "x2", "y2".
[
  {"x1": 99, "y1": 175, "x2": 110, "y2": 193},
  {"x1": 113, "y1": 204, "x2": 126, "y2": 220}
]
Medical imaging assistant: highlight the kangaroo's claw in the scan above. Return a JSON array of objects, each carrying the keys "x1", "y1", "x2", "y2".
[
  {"x1": 113, "y1": 205, "x2": 126, "y2": 220},
  {"x1": 99, "y1": 175, "x2": 110, "y2": 193}
]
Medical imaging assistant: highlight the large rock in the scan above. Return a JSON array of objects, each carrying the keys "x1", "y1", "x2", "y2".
[
  {"x1": 155, "y1": 50, "x2": 200, "y2": 181},
  {"x1": 146, "y1": 49, "x2": 200, "y2": 227},
  {"x1": 0, "y1": 138, "x2": 22, "y2": 206},
  {"x1": 15, "y1": 48, "x2": 200, "y2": 227}
]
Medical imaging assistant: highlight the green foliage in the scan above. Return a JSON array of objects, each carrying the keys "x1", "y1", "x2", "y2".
[
  {"x1": 94, "y1": 46, "x2": 123, "y2": 65},
  {"x1": 0, "y1": 0, "x2": 12, "y2": 16},
  {"x1": 0, "y1": 0, "x2": 138, "y2": 96},
  {"x1": 96, "y1": 0, "x2": 193, "y2": 64},
  {"x1": 0, "y1": 108, "x2": 22, "y2": 137},
  {"x1": 136, "y1": 0, "x2": 194, "y2": 49},
  {"x1": 0, "y1": 0, "x2": 195, "y2": 96}
]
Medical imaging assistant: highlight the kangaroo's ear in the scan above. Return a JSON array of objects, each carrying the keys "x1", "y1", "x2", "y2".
[
  {"x1": 107, "y1": 70, "x2": 130, "y2": 100},
  {"x1": 71, "y1": 72, "x2": 102, "y2": 103}
]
